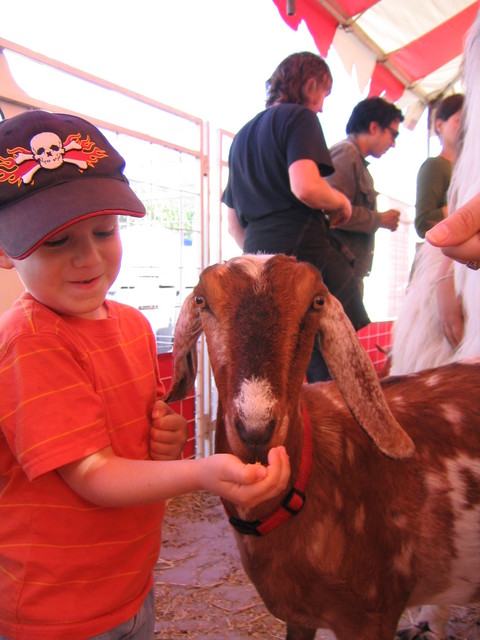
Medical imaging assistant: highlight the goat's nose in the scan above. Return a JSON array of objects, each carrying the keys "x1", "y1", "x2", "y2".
[{"x1": 235, "y1": 417, "x2": 276, "y2": 445}]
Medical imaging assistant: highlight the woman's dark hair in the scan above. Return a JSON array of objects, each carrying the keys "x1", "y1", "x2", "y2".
[
  {"x1": 346, "y1": 97, "x2": 404, "y2": 134},
  {"x1": 434, "y1": 93, "x2": 464, "y2": 122},
  {"x1": 265, "y1": 52, "x2": 332, "y2": 108}
]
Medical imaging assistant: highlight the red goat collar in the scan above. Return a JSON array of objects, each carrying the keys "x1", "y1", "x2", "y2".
[{"x1": 223, "y1": 405, "x2": 313, "y2": 536}]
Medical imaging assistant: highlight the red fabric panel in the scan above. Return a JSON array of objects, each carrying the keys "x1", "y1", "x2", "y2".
[
  {"x1": 272, "y1": 0, "x2": 479, "y2": 99},
  {"x1": 336, "y1": 0, "x2": 381, "y2": 16},
  {"x1": 272, "y1": 0, "x2": 338, "y2": 56},
  {"x1": 158, "y1": 352, "x2": 196, "y2": 459},
  {"x1": 389, "y1": 2, "x2": 480, "y2": 83},
  {"x1": 357, "y1": 320, "x2": 393, "y2": 376},
  {"x1": 368, "y1": 62, "x2": 405, "y2": 102}
]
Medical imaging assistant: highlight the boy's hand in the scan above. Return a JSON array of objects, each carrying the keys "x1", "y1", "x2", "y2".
[
  {"x1": 150, "y1": 400, "x2": 188, "y2": 461},
  {"x1": 203, "y1": 446, "x2": 291, "y2": 509}
]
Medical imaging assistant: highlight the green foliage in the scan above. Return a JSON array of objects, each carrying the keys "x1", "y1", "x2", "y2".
[{"x1": 120, "y1": 199, "x2": 197, "y2": 241}]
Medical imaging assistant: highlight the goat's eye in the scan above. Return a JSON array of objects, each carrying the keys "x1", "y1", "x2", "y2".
[
  {"x1": 312, "y1": 294, "x2": 326, "y2": 310},
  {"x1": 195, "y1": 295, "x2": 208, "y2": 309}
]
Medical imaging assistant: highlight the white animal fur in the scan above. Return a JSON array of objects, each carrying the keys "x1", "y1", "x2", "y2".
[
  {"x1": 390, "y1": 242, "x2": 456, "y2": 375},
  {"x1": 390, "y1": 12, "x2": 480, "y2": 638}
]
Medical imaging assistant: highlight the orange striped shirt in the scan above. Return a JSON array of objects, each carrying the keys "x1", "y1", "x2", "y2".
[{"x1": 0, "y1": 294, "x2": 166, "y2": 639}]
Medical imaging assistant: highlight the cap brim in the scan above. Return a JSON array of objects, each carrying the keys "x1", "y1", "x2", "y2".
[{"x1": 0, "y1": 176, "x2": 146, "y2": 259}]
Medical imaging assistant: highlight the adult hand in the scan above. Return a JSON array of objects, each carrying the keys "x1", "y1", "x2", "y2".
[
  {"x1": 380, "y1": 209, "x2": 400, "y2": 232},
  {"x1": 328, "y1": 195, "x2": 352, "y2": 228},
  {"x1": 426, "y1": 193, "x2": 480, "y2": 267},
  {"x1": 288, "y1": 160, "x2": 351, "y2": 226}
]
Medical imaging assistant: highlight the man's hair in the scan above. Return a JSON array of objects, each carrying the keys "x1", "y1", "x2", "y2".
[
  {"x1": 346, "y1": 97, "x2": 404, "y2": 134},
  {"x1": 265, "y1": 52, "x2": 332, "y2": 108}
]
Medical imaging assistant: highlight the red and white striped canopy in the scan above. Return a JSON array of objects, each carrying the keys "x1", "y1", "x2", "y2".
[{"x1": 272, "y1": 0, "x2": 479, "y2": 125}]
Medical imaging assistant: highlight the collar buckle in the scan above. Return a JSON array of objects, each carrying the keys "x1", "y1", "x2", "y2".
[{"x1": 282, "y1": 486, "x2": 306, "y2": 515}]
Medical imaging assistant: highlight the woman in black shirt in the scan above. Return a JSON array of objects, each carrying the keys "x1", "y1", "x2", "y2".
[{"x1": 223, "y1": 52, "x2": 369, "y2": 381}]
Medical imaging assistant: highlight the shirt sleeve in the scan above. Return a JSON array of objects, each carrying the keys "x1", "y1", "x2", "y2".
[
  {"x1": 0, "y1": 333, "x2": 110, "y2": 480},
  {"x1": 415, "y1": 158, "x2": 451, "y2": 238},
  {"x1": 326, "y1": 142, "x2": 381, "y2": 234},
  {"x1": 285, "y1": 108, "x2": 334, "y2": 177}
]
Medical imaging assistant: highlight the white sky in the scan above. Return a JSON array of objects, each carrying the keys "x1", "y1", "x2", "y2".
[
  {"x1": 2, "y1": 0, "x2": 431, "y2": 203},
  {"x1": 2, "y1": 0, "x2": 326, "y2": 132},
  {"x1": 2, "y1": 0, "x2": 437, "y2": 320}
]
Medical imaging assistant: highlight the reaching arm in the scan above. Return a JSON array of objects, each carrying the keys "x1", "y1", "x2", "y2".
[
  {"x1": 288, "y1": 159, "x2": 352, "y2": 227},
  {"x1": 324, "y1": 146, "x2": 379, "y2": 233},
  {"x1": 57, "y1": 445, "x2": 290, "y2": 509}
]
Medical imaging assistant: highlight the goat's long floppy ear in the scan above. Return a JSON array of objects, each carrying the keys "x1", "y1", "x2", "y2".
[
  {"x1": 318, "y1": 294, "x2": 415, "y2": 460},
  {"x1": 164, "y1": 293, "x2": 203, "y2": 403}
]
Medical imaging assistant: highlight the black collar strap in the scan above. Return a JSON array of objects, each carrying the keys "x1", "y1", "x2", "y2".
[{"x1": 223, "y1": 405, "x2": 313, "y2": 536}]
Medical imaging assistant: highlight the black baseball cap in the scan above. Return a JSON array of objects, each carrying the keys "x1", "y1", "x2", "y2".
[{"x1": 0, "y1": 110, "x2": 146, "y2": 259}]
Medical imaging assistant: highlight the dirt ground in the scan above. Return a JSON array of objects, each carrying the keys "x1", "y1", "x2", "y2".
[{"x1": 153, "y1": 491, "x2": 480, "y2": 640}]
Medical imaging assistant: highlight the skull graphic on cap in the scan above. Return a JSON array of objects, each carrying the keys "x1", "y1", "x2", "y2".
[
  {"x1": 30, "y1": 132, "x2": 65, "y2": 170},
  {"x1": 13, "y1": 132, "x2": 89, "y2": 184}
]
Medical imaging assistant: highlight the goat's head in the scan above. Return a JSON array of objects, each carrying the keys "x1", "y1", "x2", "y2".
[{"x1": 165, "y1": 254, "x2": 414, "y2": 462}]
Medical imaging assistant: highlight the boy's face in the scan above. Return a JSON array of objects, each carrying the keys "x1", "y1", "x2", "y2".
[{"x1": 5, "y1": 215, "x2": 122, "y2": 319}]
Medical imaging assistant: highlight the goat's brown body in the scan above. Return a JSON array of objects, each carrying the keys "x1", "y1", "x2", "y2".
[
  {"x1": 222, "y1": 370, "x2": 480, "y2": 639},
  {"x1": 166, "y1": 255, "x2": 480, "y2": 640}
]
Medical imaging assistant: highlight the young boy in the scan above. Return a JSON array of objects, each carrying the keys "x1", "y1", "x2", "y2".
[{"x1": 0, "y1": 110, "x2": 290, "y2": 640}]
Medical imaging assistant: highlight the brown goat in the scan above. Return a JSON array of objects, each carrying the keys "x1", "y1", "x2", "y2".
[{"x1": 165, "y1": 254, "x2": 480, "y2": 640}]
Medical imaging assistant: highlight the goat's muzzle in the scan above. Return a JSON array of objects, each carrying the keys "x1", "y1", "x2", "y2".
[{"x1": 233, "y1": 417, "x2": 276, "y2": 463}]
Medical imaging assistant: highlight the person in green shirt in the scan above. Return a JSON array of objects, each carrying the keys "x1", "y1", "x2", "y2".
[
  {"x1": 391, "y1": 95, "x2": 465, "y2": 375},
  {"x1": 415, "y1": 93, "x2": 464, "y2": 239}
]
